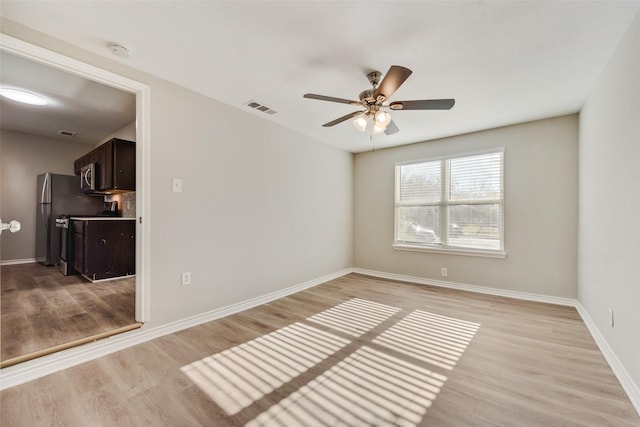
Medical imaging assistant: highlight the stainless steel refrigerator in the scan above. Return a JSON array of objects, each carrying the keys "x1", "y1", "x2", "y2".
[{"x1": 36, "y1": 173, "x2": 103, "y2": 265}]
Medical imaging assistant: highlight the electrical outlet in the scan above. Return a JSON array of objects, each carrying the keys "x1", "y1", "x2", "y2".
[
  {"x1": 441, "y1": 268, "x2": 448, "y2": 277},
  {"x1": 181, "y1": 272, "x2": 191, "y2": 286}
]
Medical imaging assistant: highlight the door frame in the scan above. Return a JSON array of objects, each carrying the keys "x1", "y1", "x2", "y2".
[{"x1": 0, "y1": 35, "x2": 150, "y2": 322}]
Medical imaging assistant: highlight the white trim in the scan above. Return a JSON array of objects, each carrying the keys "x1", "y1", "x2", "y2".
[
  {"x1": 0, "y1": 258, "x2": 36, "y2": 266},
  {"x1": 0, "y1": 34, "x2": 151, "y2": 324},
  {"x1": 395, "y1": 146, "x2": 506, "y2": 167},
  {"x1": 0, "y1": 35, "x2": 144, "y2": 93},
  {"x1": 135, "y1": 80, "x2": 151, "y2": 323},
  {"x1": 574, "y1": 303, "x2": 640, "y2": 416},
  {"x1": 353, "y1": 268, "x2": 577, "y2": 307},
  {"x1": 392, "y1": 243, "x2": 507, "y2": 259},
  {"x1": 394, "y1": 150, "x2": 505, "y2": 255},
  {"x1": 0, "y1": 268, "x2": 352, "y2": 390}
]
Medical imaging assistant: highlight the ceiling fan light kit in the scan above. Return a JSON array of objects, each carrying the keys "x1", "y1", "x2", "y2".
[
  {"x1": 374, "y1": 110, "x2": 391, "y2": 126},
  {"x1": 304, "y1": 65, "x2": 455, "y2": 136},
  {"x1": 372, "y1": 123, "x2": 386, "y2": 135},
  {"x1": 352, "y1": 115, "x2": 368, "y2": 132}
]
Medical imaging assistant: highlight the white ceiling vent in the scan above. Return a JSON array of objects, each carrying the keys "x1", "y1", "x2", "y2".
[
  {"x1": 57, "y1": 130, "x2": 76, "y2": 138},
  {"x1": 245, "y1": 100, "x2": 278, "y2": 115}
]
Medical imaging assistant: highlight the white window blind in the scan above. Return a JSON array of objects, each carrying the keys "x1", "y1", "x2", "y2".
[{"x1": 395, "y1": 151, "x2": 504, "y2": 253}]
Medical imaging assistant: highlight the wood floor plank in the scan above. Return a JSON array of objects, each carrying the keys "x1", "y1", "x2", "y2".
[
  {"x1": 79, "y1": 383, "x2": 141, "y2": 427},
  {"x1": 1, "y1": 263, "x2": 136, "y2": 362},
  {"x1": 177, "y1": 384, "x2": 240, "y2": 427},
  {"x1": 128, "y1": 383, "x2": 203, "y2": 426},
  {"x1": 1, "y1": 273, "x2": 638, "y2": 426}
]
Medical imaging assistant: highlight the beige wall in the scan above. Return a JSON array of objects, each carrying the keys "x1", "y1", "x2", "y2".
[
  {"x1": 354, "y1": 115, "x2": 579, "y2": 298},
  {"x1": 97, "y1": 121, "x2": 136, "y2": 146},
  {"x1": 147, "y1": 77, "x2": 354, "y2": 324},
  {"x1": 0, "y1": 19, "x2": 354, "y2": 327},
  {"x1": 0, "y1": 130, "x2": 90, "y2": 261},
  {"x1": 579, "y1": 12, "x2": 640, "y2": 389}
]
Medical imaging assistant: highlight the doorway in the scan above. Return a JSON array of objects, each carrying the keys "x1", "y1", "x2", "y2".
[{"x1": 0, "y1": 35, "x2": 149, "y2": 367}]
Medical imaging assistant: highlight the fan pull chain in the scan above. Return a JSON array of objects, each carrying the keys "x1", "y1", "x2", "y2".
[{"x1": 370, "y1": 130, "x2": 376, "y2": 152}]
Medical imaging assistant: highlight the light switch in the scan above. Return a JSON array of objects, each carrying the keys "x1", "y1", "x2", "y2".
[{"x1": 172, "y1": 178, "x2": 182, "y2": 193}]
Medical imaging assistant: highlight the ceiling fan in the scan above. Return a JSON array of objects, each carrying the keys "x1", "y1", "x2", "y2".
[{"x1": 304, "y1": 65, "x2": 455, "y2": 135}]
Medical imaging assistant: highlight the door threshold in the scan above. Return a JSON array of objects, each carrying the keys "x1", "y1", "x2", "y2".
[{"x1": 0, "y1": 322, "x2": 143, "y2": 369}]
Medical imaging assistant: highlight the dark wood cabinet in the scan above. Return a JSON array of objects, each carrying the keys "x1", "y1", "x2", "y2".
[
  {"x1": 74, "y1": 138, "x2": 135, "y2": 193},
  {"x1": 72, "y1": 219, "x2": 136, "y2": 281},
  {"x1": 73, "y1": 222, "x2": 84, "y2": 274},
  {"x1": 73, "y1": 149, "x2": 100, "y2": 175},
  {"x1": 96, "y1": 142, "x2": 110, "y2": 190}
]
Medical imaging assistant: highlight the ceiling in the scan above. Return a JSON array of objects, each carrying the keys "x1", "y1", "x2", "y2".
[
  {"x1": 0, "y1": 51, "x2": 135, "y2": 145},
  {"x1": 1, "y1": 1, "x2": 639, "y2": 153}
]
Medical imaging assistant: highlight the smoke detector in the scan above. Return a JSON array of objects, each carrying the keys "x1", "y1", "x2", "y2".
[{"x1": 108, "y1": 42, "x2": 132, "y2": 58}]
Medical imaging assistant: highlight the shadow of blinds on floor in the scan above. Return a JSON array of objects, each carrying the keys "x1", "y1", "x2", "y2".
[{"x1": 182, "y1": 297, "x2": 480, "y2": 426}]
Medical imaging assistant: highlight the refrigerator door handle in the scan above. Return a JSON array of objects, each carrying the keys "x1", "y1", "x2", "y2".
[{"x1": 41, "y1": 172, "x2": 51, "y2": 204}]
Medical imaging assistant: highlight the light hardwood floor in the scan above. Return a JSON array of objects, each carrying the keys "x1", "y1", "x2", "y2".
[
  {"x1": 1, "y1": 273, "x2": 638, "y2": 426},
  {"x1": 0, "y1": 262, "x2": 136, "y2": 364}
]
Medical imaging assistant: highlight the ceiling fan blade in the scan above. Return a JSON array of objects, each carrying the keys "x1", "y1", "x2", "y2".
[
  {"x1": 374, "y1": 66, "x2": 412, "y2": 100},
  {"x1": 390, "y1": 99, "x2": 455, "y2": 110},
  {"x1": 322, "y1": 111, "x2": 363, "y2": 127},
  {"x1": 304, "y1": 93, "x2": 360, "y2": 105},
  {"x1": 384, "y1": 119, "x2": 399, "y2": 135}
]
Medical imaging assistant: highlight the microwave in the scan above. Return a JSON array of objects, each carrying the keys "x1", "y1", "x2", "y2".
[{"x1": 80, "y1": 163, "x2": 97, "y2": 192}]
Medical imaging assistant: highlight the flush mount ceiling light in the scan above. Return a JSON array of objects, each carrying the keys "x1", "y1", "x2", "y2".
[{"x1": 0, "y1": 87, "x2": 48, "y2": 105}]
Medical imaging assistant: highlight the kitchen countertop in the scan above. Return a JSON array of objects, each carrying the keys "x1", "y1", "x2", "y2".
[{"x1": 70, "y1": 217, "x2": 136, "y2": 221}]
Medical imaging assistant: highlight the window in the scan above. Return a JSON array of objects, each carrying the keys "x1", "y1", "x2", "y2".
[{"x1": 394, "y1": 150, "x2": 504, "y2": 256}]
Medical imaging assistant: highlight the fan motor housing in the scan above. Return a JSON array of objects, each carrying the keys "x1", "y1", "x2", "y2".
[
  {"x1": 359, "y1": 89, "x2": 375, "y2": 103},
  {"x1": 367, "y1": 71, "x2": 382, "y2": 87}
]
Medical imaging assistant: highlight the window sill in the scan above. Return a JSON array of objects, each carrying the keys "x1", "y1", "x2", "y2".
[{"x1": 392, "y1": 243, "x2": 507, "y2": 259}]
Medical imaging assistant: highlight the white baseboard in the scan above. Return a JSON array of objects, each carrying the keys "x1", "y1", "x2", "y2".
[
  {"x1": 352, "y1": 268, "x2": 578, "y2": 306},
  {"x1": 1, "y1": 258, "x2": 36, "y2": 266},
  {"x1": 574, "y1": 303, "x2": 640, "y2": 416},
  {"x1": 352, "y1": 267, "x2": 640, "y2": 416},
  {"x1": 0, "y1": 268, "x2": 352, "y2": 390}
]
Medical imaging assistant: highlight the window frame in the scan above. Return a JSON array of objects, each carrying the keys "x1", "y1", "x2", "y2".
[{"x1": 393, "y1": 148, "x2": 506, "y2": 259}]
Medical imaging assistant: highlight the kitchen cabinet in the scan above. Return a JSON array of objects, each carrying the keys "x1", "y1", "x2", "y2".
[
  {"x1": 72, "y1": 218, "x2": 135, "y2": 281},
  {"x1": 74, "y1": 149, "x2": 99, "y2": 175},
  {"x1": 74, "y1": 138, "x2": 136, "y2": 193}
]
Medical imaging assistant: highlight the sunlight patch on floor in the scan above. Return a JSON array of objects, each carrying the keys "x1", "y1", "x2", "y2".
[
  {"x1": 373, "y1": 310, "x2": 480, "y2": 370},
  {"x1": 181, "y1": 298, "x2": 481, "y2": 424},
  {"x1": 246, "y1": 346, "x2": 447, "y2": 427},
  {"x1": 181, "y1": 322, "x2": 350, "y2": 415},
  {"x1": 306, "y1": 298, "x2": 401, "y2": 336}
]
